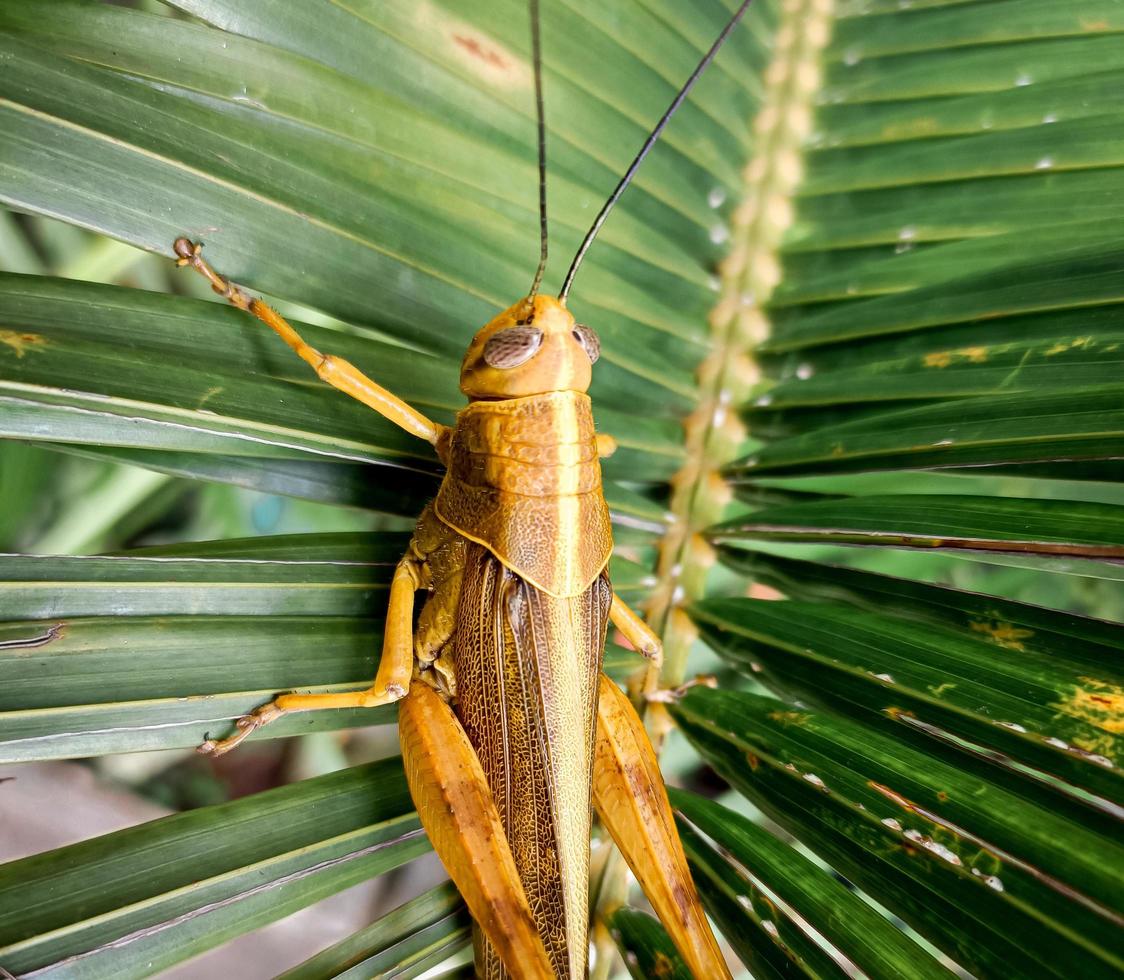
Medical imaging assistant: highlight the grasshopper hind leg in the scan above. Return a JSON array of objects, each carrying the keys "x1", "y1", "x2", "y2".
[
  {"x1": 399, "y1": 682, "x2": 555, "y2": 979},
  {"x1": 594, "y1": 674, "x2": 733, "y2": 980}
]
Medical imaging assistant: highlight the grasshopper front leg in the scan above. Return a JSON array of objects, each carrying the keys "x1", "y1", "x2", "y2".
[
  {"x1": 594, "y1": 674, "x2": 732, "y2": 980},
  {"x1": 173, "y1": 239, "x2": 448, "y2": 448}
]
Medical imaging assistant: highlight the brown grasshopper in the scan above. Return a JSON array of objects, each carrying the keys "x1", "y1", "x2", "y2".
[{"x1": 175, "y1": 2, "x2": 749, "y2": 975}]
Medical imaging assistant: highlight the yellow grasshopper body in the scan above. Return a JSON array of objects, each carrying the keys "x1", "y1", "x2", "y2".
[
  {"x1": 175, "y1": 2, "x2": 752, "y2": 974},
  {"x1": 178, "y1": 264, "x2": 728, "y2": 977},
  {"x1": 432, "y1": 297, "x2": 611, "y2": 977}
]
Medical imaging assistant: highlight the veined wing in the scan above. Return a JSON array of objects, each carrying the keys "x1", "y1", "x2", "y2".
[{"x1": 453, "y1": 543, "x2": 610, "y2": 980}]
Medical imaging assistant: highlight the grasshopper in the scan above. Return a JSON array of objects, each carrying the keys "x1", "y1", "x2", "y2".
[{"x1": 175, "y1": 2, "x2": 749, "y2": 975}]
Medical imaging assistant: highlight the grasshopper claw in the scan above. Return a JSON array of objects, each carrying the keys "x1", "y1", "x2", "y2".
[
  {"x1": 197, "y1": 702, "x2": 283, "y2": 756},
  {"x1": 645, "y1": 674, "x2": 718, "y2": 704}
]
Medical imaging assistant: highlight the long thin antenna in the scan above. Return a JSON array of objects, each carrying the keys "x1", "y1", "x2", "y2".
[
  {"x1": 559, "y1": 0, "x2": 753, "y2": 304},
  {"x1": 526, "y1": 0, "x2": 549, "y2": 301}
]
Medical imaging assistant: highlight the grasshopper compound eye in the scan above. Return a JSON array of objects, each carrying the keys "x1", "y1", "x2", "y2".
[
  {"x1": 483, "y1": 326, "x2": 544, "y2": 368},
  {"x1": 571, "y1": 324, "x2": 600, "y2": 364}
]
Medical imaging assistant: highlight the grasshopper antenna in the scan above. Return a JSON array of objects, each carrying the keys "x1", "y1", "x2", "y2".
[
  {"x1": 559, "y1": 0, "x2": 753, "y2": 304},
  {"x1": 526, "y1": 0, "x2": 549, "y2": 302}
]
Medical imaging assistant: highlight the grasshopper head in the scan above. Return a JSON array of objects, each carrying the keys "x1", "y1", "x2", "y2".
[{"x1": 460, "y1": 295, "x2": 600, "y2": 400}]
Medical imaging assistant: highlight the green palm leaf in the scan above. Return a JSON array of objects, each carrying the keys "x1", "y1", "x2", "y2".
[
  {"x1": 1, "y1": 0, "x2": 1121, "y2": 976},
  {"x1": 0, "y1": 759, "x2": 427, "y2": 978}
]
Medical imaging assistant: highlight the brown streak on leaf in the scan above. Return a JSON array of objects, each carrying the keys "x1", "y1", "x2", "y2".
[
  {"x1": 869, "y1": 780, "x2": 914, "y2": 811},
  {"x1": 416, "y1": 2, "x2": 527, "y2": 87},
  {"x1": 0, "y1": 623, "x2": 66, "y2": 651},
  {"x1": 731, "y1": 522, "x2": 1124, "y2": 559},
  {"x1": 452, "y1": 33, "x2": 510, "y2": 71}
]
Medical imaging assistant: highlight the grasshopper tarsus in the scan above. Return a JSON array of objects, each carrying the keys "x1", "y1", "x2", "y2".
[
  {"x1": 645, "y1": 674, "x2": 719, "y2": 705},
  {"x1": 173, "y1": 237, "x2": 251, "y2": 308},
  {"x1": 197, "y1": 702, "x2": 282, "y2": 756},
  {"x1": 172, "y1": 236, "x2": 195, "y2": 261}
]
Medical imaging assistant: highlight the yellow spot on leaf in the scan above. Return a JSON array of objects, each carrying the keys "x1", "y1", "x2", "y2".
[
  {"x1": 768, "y1": 710, "x2": 808, "y2": 727},
  {"x1": 1081, "y1": 18, "x2": 1110, "y2": 31},
  {"x1": 882, "y1": 118, "x2": 939, "y2": 140},
  {"x1": 924, "y1": 346, "x2": 988, "y2": 369},
  {"x1": 1061, "y1": 682, "x2": 1124, "y2": 734},
  {"x1": 929, "y1": 682, "x2": 956, "y2": 697},
  {"x1": 652, "y1": 953, "x2": 676, "y2": 978},
  {"x1": 1045, "y1": 337, "x2": 1091, "y2": 356},
  {"x1": 970, "y1": 619, "x2": 1034, "y2": 651},
  {"x1": 198, "y1": 385, "x2": 224, "y2": 409},
  {"x1": 0, "y1": 329, "x2": 47, "y2": 358}
]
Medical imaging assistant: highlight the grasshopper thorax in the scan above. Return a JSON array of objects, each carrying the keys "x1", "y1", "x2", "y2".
[{"x1": 460, "y1": 294, "x2": 600, "y2": 401}]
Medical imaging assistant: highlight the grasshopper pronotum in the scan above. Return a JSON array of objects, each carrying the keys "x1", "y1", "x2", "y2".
[{"x1": 175, "y1": 2, "x2": 750, "y2": 976}]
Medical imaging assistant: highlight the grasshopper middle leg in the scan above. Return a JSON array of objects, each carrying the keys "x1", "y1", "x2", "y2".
[
  {"x1": 199, "y1": 508, "x2": 460, "y2": 756},
  {"x1": 199, "y1": 553, "x2": 424, "y2": 756}
]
